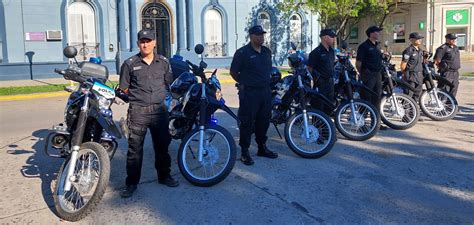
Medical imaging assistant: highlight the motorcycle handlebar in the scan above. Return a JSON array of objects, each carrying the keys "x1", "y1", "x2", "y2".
[
  {"x1": 54, "y1": 68, "x2": 65, "y2": 75},
  {"x1": 185, "y1": 60, "x2": 206, "y2": 79}
]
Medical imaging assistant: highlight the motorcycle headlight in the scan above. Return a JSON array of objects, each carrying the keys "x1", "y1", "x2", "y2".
[{"x1": 97, "y1": 96, "x2": 112, "y2": 109}]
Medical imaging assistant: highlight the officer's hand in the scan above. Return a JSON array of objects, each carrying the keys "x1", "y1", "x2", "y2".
[{"x1": 114, "y1": 98, "x2": 125, "y2": 105}]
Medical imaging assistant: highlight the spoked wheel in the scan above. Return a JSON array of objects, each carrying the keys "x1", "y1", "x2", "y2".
[
  {"x1": 178, "y1": 124, "x2": 236, "y2": 187},
  {"x1": 284, "y1": 109, "x2": 336, "y2": 158},
  {"x1": 380, "y1": 93, "x2": 420, "y2": 130},
  {"x1": 420, "y1": 89, "x2": 458, "y2": 121},
  {"x1": 53, "y1": 142, "x2": 110, "y2": 222},
  {"x1": 335, "y1": 99, "x2": 381, "y2": 141}
]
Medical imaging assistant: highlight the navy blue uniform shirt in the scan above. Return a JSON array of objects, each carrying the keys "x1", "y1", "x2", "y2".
[
  {"x1": 119, "y1": 53, "x2": 173, "y2": 107},
  {"x1": 230, "y1": 43, "x2": 272, "y2": 88},
  {"x1": 307, "y1": 44, "x2": 335, "y2": 79},
  {"x1": 356, "y1": 39, "x2": 383, "y2": 72},
  {"x1": 434, "y1": 44, "x2": 460, "y2": 71},
  {"x1": 402, "y1": 45, "x2": 424, "y2": 72}
]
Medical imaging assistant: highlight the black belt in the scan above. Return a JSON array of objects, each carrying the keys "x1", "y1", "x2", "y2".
[
  {"x1": 236, "y1": 83, "x2": 269, "y2": 91},
  {"x1": 129, "y1": 103, "x2": 164, "y2": 113}
]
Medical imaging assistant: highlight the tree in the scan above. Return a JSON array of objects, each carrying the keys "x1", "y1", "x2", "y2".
[{"x1": 277, "y1": 0, "x2": 401, "y2": 41}]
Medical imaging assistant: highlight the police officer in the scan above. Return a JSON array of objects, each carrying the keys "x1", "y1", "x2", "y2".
[
  {"x1": 356, "y1": 26, "x2": 384, "y2": 109},
  {"x1": 401, "y1": 32, "x2": 425, "y2": 102},
  {"x1": 434, "y1": 33, "x2": 461, "y2": 97},
  {"x1": 119, "y1": 30, "x2": 178, "y2": 198},
  {"x1": 307, "y1": 28, "x2": 337, "y2": 115},
  {"x1": 230, "y1": 25, "x2": 278, "y2": 166}
]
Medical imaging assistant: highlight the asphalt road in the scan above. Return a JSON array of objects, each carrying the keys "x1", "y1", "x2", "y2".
[{"x1": 0, "y1": 81, "x2": 473, "y2": 224}]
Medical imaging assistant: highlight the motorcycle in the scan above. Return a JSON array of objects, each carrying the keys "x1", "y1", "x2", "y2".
[
  {"x1": 168, "y1": 44, "x2": 238, "y2": 186},
  {"x1": 270, "y1": 43, "x2": 336, "y2": 158},
  {"x1": 380, "y1": 53, "x2": 420, "y2": 130},
  {"x1": 417, "y1": 53, "x2": 458, "y2": 121},
  {"x1": 44, "y1": 46, "x2": 122, "y2": 221},
  {"x1": 331, "y1": 47, "x2": 381, "y2": 141}
]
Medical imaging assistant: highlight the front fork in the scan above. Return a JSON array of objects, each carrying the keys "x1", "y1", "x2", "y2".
[
  {"x1": 424, "y1": 65, "x2": 443, "y2": 108},
  {"x1": 64, "y1": 95, "x2": 90, "y2": 191},
  {"x1": 385, "y1": 68, "x2": 402, "y2": 115},
  {"x1": 344, "y1": 71, "x2": 359, "y2": 124},
  {"x1": 297, "y1": 75, "x2": 310, "y2": 140},
  {"x1": 198, "y1": 83, "x2": 207, "y2": 162}
]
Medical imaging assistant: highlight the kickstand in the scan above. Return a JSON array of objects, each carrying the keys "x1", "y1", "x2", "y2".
[{"x1": 273, "y1": 123, "x2": 283, "y2": 139}]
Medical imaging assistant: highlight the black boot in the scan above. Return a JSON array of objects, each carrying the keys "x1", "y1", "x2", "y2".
[
  {"x1": 120, "y1": 185, "x2": 137, "y2": 198},
  {"x1": 158, "y1": 175, "x2": 179, "y2": 187},
  {"x1": 240, "y1": 148, "x2": 254, "y2": 165},
  {"x1": 257, "y1": 145, "x2": 278, "y2": 158}
]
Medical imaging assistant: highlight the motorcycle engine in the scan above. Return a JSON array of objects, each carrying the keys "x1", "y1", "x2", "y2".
[{"x1": 169, "y1": 118, "x2": 192, "y2": 139}]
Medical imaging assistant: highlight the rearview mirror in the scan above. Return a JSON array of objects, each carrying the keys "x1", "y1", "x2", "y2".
[
  {"x1": 63, "y1": 46, "x2": 78, "y2": 58},
  {"x1": 194, "y1": 44, "x2": 204, "y2": 55},
  {"x1": 384, "y1": 40, "x2": 390, "y2": 48}
]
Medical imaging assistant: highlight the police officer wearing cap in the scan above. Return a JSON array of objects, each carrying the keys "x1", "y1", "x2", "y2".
[
  {"x1": 307, "y1": 28, "x2": 337, "y2": 115},
  {"x1": 401, "y1": 32, "x2": 425, "y2": 102},
  {"x1": 119, "y1": 29, "x2": 178, "y2": 198},
  {"x1": 356, "y1": 26, "x2": 384, "y2": 108},
  {"x1": 230, "y1": 25, "x2": 278, "y2": 166},
  {"x1": 434, "y1": 33, "x2": 461, "y2": 97}
]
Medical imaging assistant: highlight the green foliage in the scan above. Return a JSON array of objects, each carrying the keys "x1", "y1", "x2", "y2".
[
  {"x1": 278, "y1": 0, "x2": 398, "y2": 40},
  {"x1": 0, "y1": 84, "x2": 68, "y2": 96}
]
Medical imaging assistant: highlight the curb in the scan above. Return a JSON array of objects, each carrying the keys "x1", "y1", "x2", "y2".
[
  {"x1": 0, "y1": 91, "x2": 70, "y2": 102},
  {"x1": 0, "y1": 79, "x2": 237, "y2": 102}
]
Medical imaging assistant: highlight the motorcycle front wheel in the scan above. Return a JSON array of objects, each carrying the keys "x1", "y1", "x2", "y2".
[
  {"x1": 335, "y1": 99, "x2": 381, "y2": 141},
  {"x1": 178, "y1": 124, "x2": 236, "y2": 187},
  {"x1": 284, "y1": 109, "x2": 336, "y2": 158},
  {"x1": 420, "y1": 88, "x2": 458, "y2": 121},
  {"x1": 53, "y1": 142, "x2": 110, "y2": 222},
  {"x1": 380, "y1": 93, "x2": 420, "y2": 130}
]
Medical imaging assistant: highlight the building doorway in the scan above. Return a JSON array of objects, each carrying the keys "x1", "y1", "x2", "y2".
[{"x1": 142, "y1": 3, "x2": 171, "y2": 58}]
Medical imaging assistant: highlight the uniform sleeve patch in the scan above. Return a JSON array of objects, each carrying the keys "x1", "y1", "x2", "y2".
[{"x1": 403, "y1": 54, "x2": 410, "y2": 60}]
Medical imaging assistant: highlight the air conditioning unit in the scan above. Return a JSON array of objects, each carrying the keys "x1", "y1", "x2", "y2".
[{"x1": 46, "y1": 30, "x2": 62, "y2": 41}]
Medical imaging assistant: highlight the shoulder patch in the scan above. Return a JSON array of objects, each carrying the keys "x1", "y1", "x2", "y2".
[{"x1": 158, "y1": 55, "x2": 169, "y2": 63}]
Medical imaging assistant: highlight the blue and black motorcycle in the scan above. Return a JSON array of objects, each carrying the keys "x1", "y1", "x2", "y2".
[
  {"x1": 168, "y1": 44, "x2": 238, "y2": 186},
  {"x1": 45, "y1": 46, "x2": 122, "y2": 221}
]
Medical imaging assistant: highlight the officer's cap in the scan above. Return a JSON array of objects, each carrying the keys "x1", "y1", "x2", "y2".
[
  {"x1": 320, "y1": 29, "x2": 337, "y2": 38},
  {"x1": 249, "y1": 25, "x2": 267, "y2": 35},
  {"x1": 365, "y1": 26, "x2": 383, "y2": 37},
  {"x1": 138, "y1": 30, "x2": 155, "y2": 40},
  {"x1": 445, "y1": 33, "x2": 457, "y2": 40},
  {"x1": 409, "y1": 32, "x2": 424, "y2": 40}
]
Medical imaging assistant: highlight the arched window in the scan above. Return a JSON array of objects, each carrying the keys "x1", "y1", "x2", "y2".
[
  {"x1": 67, "y1": 2, "x2": 97, "y2": 60},
  {"x1": 290, "y1": 14, "x2": 302, "y2": 49},
  {"x1": 204, "y1": 9, "x2": 223, "y2": 57},
  {"x1": 258, "y1": 12, "x2": 271, "y2": 48}
]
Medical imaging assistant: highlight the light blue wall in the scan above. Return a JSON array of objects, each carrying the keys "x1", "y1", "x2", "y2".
[{"x1": 0, "y1": 0, "x2": 320, "y2": 80}]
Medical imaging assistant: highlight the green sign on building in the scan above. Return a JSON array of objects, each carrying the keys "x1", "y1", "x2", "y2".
[
  {"x1": 349, "y1": 27, "x2": 358, "y2": 39},
  {"x1": 446, "y1": 9, "x2": 469, "y2": 25}
]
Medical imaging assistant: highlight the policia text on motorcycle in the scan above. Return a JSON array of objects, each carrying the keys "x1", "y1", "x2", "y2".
[
  {"x1": 307, "y1": 28, "x2": 337, "y2": 115},
  {"x1": 401, "y1": 32, "x2": 425, "y2": 102},
  {"x1": 434, "y1": 33, "x2": 461, "y2": 98},
  {"x1": 119, "y1": 30, "x2": 179, "y2": 198},
  {"x1": 356, "y1": 26, "x2": 384, "y2": 109},
  {"x1": 230, "y1": 25, "x2": 279, "y2": 166}
]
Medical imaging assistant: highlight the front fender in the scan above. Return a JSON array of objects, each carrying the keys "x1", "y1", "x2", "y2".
[
  {"x1": 90, "y1": 108, "x2": 122, "y2": 139},
  {"x1": 434, "y1": 74, "x2": 454, "y2": 88},
  {"x1": 352, "y1": 80, "x2": 378, "y2": 97},
  {"x1": 208, "y1": 97, "x2": 240, "y2": 126}
]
